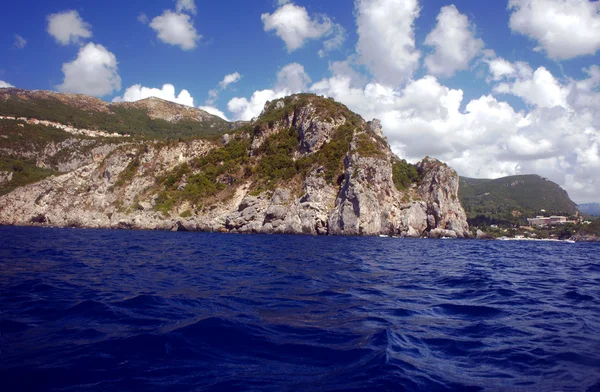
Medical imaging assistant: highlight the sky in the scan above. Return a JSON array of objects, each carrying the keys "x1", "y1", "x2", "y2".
[{"x1": 1, "y1": 0, "x2": 600, "y2": 203}]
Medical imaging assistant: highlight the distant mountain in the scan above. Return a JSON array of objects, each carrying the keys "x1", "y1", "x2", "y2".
[
  {"x1": 0, "y1": 88, "x2": 237, "y2": 139},
  {"x1": 578, "y1": 203, "x2": 600, "y2": 217},
  {"x1": 459, "y1": 174, "x2": 579, "y2": 226}
]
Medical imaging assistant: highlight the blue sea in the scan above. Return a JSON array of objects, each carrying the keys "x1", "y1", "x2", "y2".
[{"x1": 1, "y1": 226, "x2": 599, "y2": 391}]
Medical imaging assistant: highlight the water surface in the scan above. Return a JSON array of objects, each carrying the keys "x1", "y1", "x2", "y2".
[{"x1": 1, "y1": 227, "x2": 599, "y2": 391}]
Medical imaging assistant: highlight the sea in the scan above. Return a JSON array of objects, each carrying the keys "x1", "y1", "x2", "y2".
[{"x1": 1, "y1": 226, "x2": 599, "y2": 392}]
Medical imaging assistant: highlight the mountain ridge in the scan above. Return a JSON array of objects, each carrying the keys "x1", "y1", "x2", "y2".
[
  {"x1": 0, "y1": 91, "x2": 470, "y2": 238},
  {"x1": 0, "y1": 88, "x2": 236, "y2": 139},
  {"x1": 459, "y1": 174, "x2": 579, "y2": 226},
  {"x1": 578, "y1": 203, "x2": 600, "y2": 217}
]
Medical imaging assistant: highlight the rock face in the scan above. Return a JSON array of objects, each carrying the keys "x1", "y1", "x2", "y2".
[{"x1": 0, "y1": 93, "x2": 470, "y2": 238}]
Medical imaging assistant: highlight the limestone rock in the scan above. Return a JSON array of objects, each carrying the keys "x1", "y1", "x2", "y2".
[
  {"x1": 476, "y1": 229, "x2": 493, "y2": 240},
  {"x1": 0, "y1": 93, "x2": 470, "y2": 239}
]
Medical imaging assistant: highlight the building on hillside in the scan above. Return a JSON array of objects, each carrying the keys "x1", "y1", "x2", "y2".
[{"x1": 527, "y1": 216, "x2": 567, "y2": 226}]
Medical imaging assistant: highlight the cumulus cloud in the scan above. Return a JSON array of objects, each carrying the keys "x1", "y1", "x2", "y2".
[
  {"x1": 57, "y1": 43, "x2": 121, "y2": 97},
  {"x1": 13, "y1": 34, "x2": 26, "y2": 49},
  {"x1": 310, "y1": 58, "x2": 600, "y2": 201},
  {"x1": 150, "y1": 11, "x2": 200, "y2": 50},
  {"x1": 424, "y1": 5, "x2": 484, "y2": 77},
  {"x1": 198, "y1": 106, "x2": 229, "y2": 121},
  {"x1": 261, "y1": 2, "x2": 345, "y2": 55},
  {"x1": 46, "y1": 10, "x2": 92, "y2": 45},
  {"x1": 0, "y1": 80, "x2": 14, "y2": 88},
  {"x1": 508, "y1": 0, "x2": 600, "y2": 59},
  {"x1": 113, "y1": 83, "x2": 194, "y2": 107},
  {"x1": 227, "y1": 63, "x2": 310, "y2": 120},
  {"x1": 494, "y1": 66, "x2": 569, "y2": 109},
  {"x1": 355, "y1": 0, "x2": 421, "y2": 86}
]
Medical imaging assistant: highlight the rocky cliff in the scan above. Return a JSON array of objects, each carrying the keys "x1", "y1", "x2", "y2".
[{"x1": 0, "y1": 93, "x2": 469, "y2": 237}]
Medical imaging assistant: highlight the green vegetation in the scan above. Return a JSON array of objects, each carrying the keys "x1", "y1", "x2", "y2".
[
  {"x1": 0, "y1": 96, "x2": 230, "y2": 139},
  {"x1": 114, "y1": 154, "x2": 141, "y2": 187},
  {"x1": 0, "y1": 119, "x2": 71, "y2": 151},
  {"x1": 179, "y1": 210, "x2": 192, "y2": 218},
  {"x1": 459, "y1": 175, "x2": 579, "y2": 226},
  {"x1": 304, "y1": 121, "x2": 354, "y2": 184},
  {"x1": 0, "y1": 157, "x2": 59, "y2": 195},
  {"x1": 256, "y1": 127, "x2": 299, "y2": 185},
  {"x1": 257, "y1": 94, "x2": 355, "y2": 127},
  {"x1": 392, "y1": 159, "x2": 421, "y2": 191},
  {"x1": 153, "y1": 110, "x2": 359, "y2": 214},
  {"x1": 154, "y1": 136, "x2": 251, "y2": 211},
  {"x1": 355, "y1": 133, "x2": 386, "y2": 158},
  {"x1": 580, "y1": 218, "x2": 600, "y2": 236}
]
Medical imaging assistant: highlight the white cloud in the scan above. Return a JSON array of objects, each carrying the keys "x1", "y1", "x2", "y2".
[
  {"x1": 138, "y1": 13, "x2": 149, "y2": 24},
  {"x1": 319, "y1": 24, "x2": 346, "y2": 58},
  {"x1": 0, "y1": 80, "x2": 14, "y2": 88},
  {"x1": 57, "y1": 43, "x2": 121, "y2": 97},
  {"x1": 424, "y1": 5, "x2": 484, "y2": 77},
  {"x1": 176, "y1": 0, "x2": 197, "y2": 15},
  {"x1": 310, "y1": 61, "x2": 600, "y2": 202},
  {"x1": 199, "y1": 106, "x2": 229, "y2": 121},
  {"x1": 228, "y1": 90, "x2": 287, "y2": 122},
  {"x1": 508, "y1": 0, "x2": 600, "y2": 59},
  {"x1": 486, "y1": 58, "x2": 517, "y2": 81},
  {"x1": 113, "y1": 83, "x2": 194, "y2": 107},
  {"x1": 275, "y1": 62, "x2": 311, "y2": 92},
  {"x1": 150, "y1": 10, "x2": 200, "y2": 50},
  {"x1": 355, "y1": 0, "x2": 421, "y2": 86},
  {"x1": 205, "y1": 72, "x2": 242, "y2": 105},
  {"x1": 261, "y1": 2, "x2": 344, "y2": 55},
  {"x1": 13, "y1": 34, "x2": 26, "y2": 49},
  {"x1": 227, "y1": 63, "x2": 310, "y2": 120},
  {"x1": 219, "y1": 72, "x2": 242, "y2": 89},
  {"x1": 46, "y1": 10, "x2": 92, "y2": 45},
  {"x1": 492, "y1": 64, "x2": 569, "y2": 109}
]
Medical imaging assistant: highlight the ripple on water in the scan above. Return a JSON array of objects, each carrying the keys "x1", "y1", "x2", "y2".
[{"x1": 0, "y1": 227, "x2": 599, "y2": 391}]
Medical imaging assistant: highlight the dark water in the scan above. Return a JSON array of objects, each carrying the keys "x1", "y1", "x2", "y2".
[{"x1": 1, "y1": 227, "x2": 600, "y2": 391}]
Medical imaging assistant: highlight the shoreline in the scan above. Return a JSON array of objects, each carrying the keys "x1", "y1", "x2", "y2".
[{"x1": 1, "y1": 223, "x2": 597, "y2": 242}]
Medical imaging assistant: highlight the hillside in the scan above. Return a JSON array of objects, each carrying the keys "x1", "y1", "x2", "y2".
[
  {"x1": 581, "y1": 219, "x2": 600, "y2": 236},
  {"x1": 0, "y1": 88, "x2": 234, "y2": 139},
  {"x1": 578, "y1": 203, "x2": 600, "y2": 217},
  {"x1": 0, "y1": 93, "x2": 470, "y2": 238},
  {"x1": 459, "y1": 175, "x2": 579, "y2": 226}
]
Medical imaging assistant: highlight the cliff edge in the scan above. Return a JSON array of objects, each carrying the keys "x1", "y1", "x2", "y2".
[{"x1": 0, "y1": 93, "x2": 469, "y2": 237}]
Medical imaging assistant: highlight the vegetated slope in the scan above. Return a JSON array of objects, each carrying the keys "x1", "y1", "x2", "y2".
[
  {"x1": 459, "y1": 175, "x2": 579, "y2": 226},
  {"x1": 578, "y1": 203, "x2": 600, "y2": 217},
  {"x1": 0, "y1": 88, "x2": 234, "y2": 139},
  {"x1": 580, "y1": 218, "x2": 600, "y2": 236},
  {"x1": 0, "y1": 93, "x2": 470, "y2": 238}
]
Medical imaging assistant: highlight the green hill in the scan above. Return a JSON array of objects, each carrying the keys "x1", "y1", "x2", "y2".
[
  {"x1": 580, "y1": 219, "x2": 600, "y2": 236},
  {"x1": 0, "y1": 88, "x2": 232, "y2": 140},
  {"x1": 459, "y1": 174, "x2": 579, "y2": 226}
]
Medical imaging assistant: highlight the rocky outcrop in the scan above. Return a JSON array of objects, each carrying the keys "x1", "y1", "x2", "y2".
[
  {"x1": 417, "y1": 157, "x2": 470, "y2": 238},
  {"x1": 570, "y1": 233, "x2": 600, "y2": 242},
  {"x1": 0, "y1": 171, "x2": 12, "y2": 185},
  {"x1": 0, "y1": 93, "x2": 470, "y2": 238}
]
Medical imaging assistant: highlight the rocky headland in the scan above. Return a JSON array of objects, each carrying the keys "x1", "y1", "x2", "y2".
[{"x1": 0, "y1": 92, "x2": 470, "y2": 238}]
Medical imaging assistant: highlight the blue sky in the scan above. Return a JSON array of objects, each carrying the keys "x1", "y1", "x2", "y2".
[{"x1": 1, "y1": 0, "x2": 600, "y2": 203}]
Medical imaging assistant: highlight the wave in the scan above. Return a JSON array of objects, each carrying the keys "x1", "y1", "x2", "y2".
[{"x1": 1, "y1": 227, "x2": 599, "y2": 391}]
